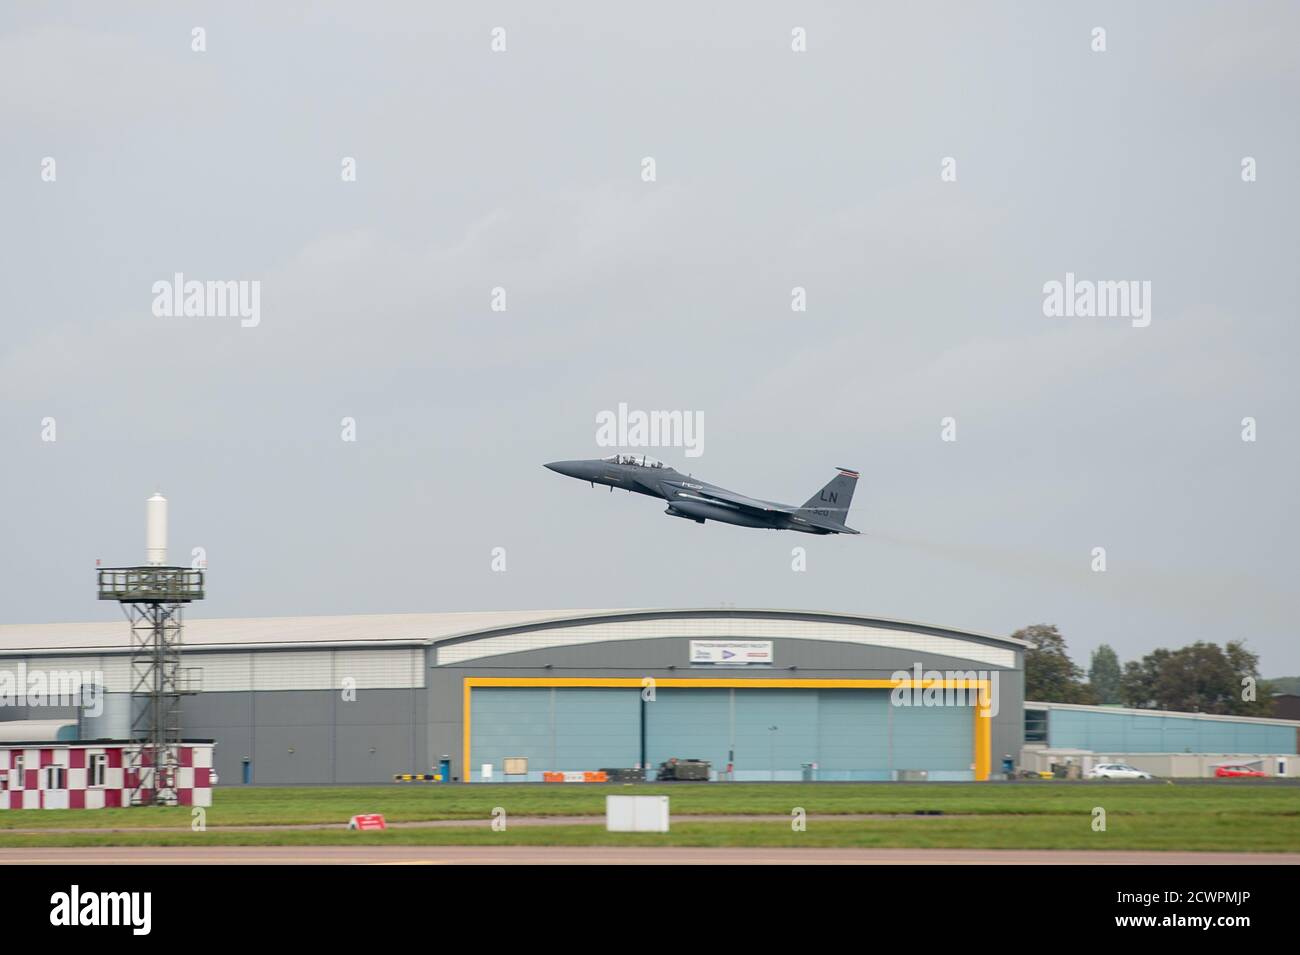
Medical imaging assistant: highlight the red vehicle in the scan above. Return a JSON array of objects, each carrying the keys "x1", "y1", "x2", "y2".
[{"x1": 1214, "y1": 764, "x2": 1268, "y2": 778}]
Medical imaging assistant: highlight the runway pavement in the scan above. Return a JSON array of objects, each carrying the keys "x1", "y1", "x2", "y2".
[{"x1": 2, "y1": 845, "x2": 1297, "y2": 864}]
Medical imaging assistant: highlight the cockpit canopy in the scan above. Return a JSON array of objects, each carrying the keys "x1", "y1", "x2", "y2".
[{"x1": 601, "y1": 453, "x2": 668, "y2": 468}]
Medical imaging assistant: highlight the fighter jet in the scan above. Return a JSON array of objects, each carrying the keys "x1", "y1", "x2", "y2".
[{"x1": 545, "y1": 454, "x2": 861, "y2": 534}]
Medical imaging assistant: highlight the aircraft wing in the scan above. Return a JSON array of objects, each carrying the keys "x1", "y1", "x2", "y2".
[
  {"x1": 691, "y1": 486, "x2": 790, "y2": 514},
  {"x1": 694, "y1": 487, "x2": 859, "y2": 533},
  {"x1": 672, "y1": 483, "x2": 858, "y2": 533}
]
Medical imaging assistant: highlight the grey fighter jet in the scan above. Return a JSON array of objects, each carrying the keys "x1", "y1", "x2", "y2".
[{"x1": 545, "y1": 454, "x2": 860, "y2": 534}]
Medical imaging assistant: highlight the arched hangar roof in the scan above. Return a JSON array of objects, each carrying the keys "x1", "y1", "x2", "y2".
[{"x1": 432, "y1": 608, "x2": 1027, "y2": 669}]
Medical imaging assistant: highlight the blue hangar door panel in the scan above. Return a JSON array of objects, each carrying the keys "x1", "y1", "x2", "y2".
[
  {"x1": 470, "y1": 687, "x2": 639, "y2": 779},
  {"x1": 469, "y1": 687, "x2": 551, "y2": 779},
  {"x1": 817, "y1": 689, "x2": 892, "y2": 781},
  {"x1": 890, "y1": 700, "x2": 975, "y2": 780},
  {"x1": 733, "y1": 689, "x2": 819, "y2": 781},
  {"x1": 553, "y1": 688, "x2": 640, "y2": 771},
  {"x1": 644, "y1": 688, "x2": 731, "y2": 777}
]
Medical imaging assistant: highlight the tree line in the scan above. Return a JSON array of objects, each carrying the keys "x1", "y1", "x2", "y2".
[{"x1": 1015, "y1": 623, "x2": 1274, "y2": 716}]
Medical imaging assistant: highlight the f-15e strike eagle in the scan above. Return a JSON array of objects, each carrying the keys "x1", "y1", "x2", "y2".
[{"x1": 545, "y1": 454, "x2": 860, "y2": 535}]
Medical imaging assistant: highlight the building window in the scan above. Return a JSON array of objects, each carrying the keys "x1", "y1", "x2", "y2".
[
  {"x1": 1024, "y1": 708, "x2": 1049, "y2": 744},
  {"x1": 43, "y1": 766, "x2": 67, "y2": 790},
  {"x1": 90, "y1": 753, "x2": 108, "y2": 788}
]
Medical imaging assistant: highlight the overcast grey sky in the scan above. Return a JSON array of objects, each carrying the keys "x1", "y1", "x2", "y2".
[{"x1": 2, "y1": 2, "x2": 1297, "y2": 674}]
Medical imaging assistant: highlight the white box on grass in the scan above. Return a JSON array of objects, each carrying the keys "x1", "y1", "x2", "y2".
[{"x1": 606, "y1": 794, "x2": 670, "y2": 832}]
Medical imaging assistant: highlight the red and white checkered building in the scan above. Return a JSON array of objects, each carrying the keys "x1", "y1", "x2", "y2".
[{"x1": 0, "y1": 741, "x2": 215, "y2": 809}]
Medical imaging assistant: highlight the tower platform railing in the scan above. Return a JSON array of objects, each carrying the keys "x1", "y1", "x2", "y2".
[{"x1": 96, "y1": 566, "x2": 205, "y2": 603}]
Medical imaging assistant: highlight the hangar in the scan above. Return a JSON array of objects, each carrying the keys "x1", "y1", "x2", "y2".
[
  {"x1": 1021, "y1": 700, "x2": 1300, "y2": 778},
  {"x1": 0, "y1": 608, "x2": 1026, "y2": 785}
]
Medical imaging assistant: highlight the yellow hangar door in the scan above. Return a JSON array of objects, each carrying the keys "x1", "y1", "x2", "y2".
[{"x1": 463, "y1": 678, "x2": 991, "y2": 782}]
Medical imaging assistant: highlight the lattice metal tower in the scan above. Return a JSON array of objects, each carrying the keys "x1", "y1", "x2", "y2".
[{"x1": 96, "y1": 493, "x2": 204, "y2": 806}]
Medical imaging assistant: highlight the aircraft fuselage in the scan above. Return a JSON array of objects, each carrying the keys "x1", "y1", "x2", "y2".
[{"x1": 545, "y1": 457, "x2": 859, "y2": 535}]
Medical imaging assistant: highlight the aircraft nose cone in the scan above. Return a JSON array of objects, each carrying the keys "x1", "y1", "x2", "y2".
[{"x1": 545, "y1": 460, "x2": 586, "y2": 479}]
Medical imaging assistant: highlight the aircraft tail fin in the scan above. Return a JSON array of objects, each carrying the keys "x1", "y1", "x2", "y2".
[{"x1": 800, "y1": 468, "x2": 859, "y2": 525}]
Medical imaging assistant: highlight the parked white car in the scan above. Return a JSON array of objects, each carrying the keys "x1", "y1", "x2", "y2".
[{"x1": 1088, "y1": 762, "x2": 1153, "y2": 780}]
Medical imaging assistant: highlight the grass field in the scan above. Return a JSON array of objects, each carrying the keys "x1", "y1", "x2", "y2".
[
  {"x1": 1, "y1": 816, "x2": 1298, "y2": 851},
  {"x1": 6, "y1": 781, "x2": 1299, "y2": 828},
  {"x1": 1, "y1": 781, "x2": 1297, "y2": 851}
]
